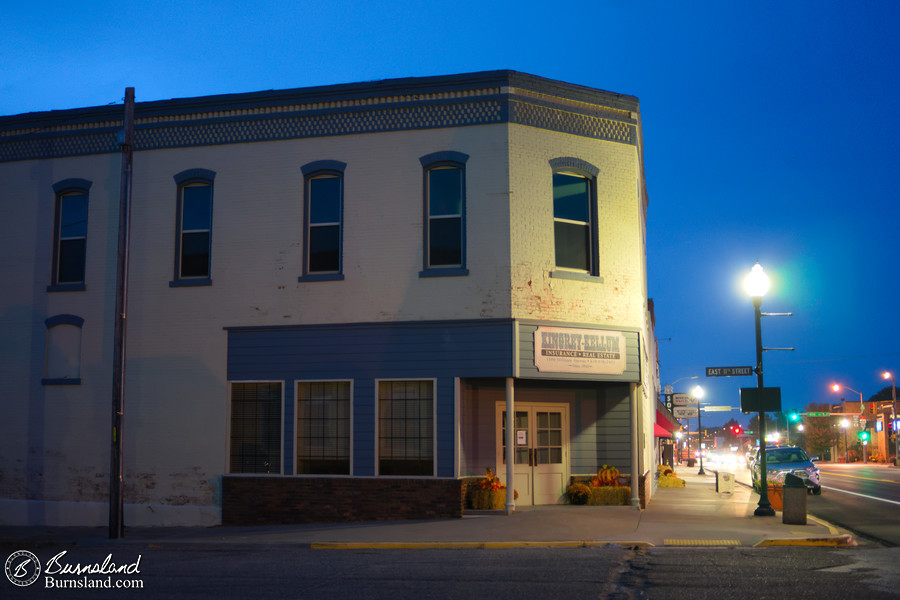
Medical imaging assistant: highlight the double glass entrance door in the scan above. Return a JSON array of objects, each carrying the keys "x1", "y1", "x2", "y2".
[{"x1": 496, "y1": 404, "x2": 568, "y2": 505}]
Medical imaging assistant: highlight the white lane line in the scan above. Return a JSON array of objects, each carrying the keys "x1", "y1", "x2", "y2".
[{"x1": 821, "y1": 486, "x2": 900, "y2": 506}]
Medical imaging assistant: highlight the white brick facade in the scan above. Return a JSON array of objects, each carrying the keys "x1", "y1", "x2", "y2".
[{"x1": 0, "y1": 71, "x2": 657, "y2": 525}]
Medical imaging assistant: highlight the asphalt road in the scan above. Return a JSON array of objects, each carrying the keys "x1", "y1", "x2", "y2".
[
  {"x1": 809, "y1": 463, "x2": 900, "y2": 546},
  {"x1": 4, "y1": 544, "x2": 900, "y2": 599},
  {"x1": 731, "y1": 461, "x2": 900, "y2": 546}
]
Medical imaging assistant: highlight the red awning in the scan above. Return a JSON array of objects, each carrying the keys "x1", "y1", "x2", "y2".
[
  {"x1": 656, "y1": 408, "x2": 681, "y2": 431},
  {"x1": 654, "y1": 423, "x2": 672, "y2": 438}
]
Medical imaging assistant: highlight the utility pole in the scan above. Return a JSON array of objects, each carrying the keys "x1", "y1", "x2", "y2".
[{"x1": 110, "y1": 87, "x2": 134, "y2": 539}]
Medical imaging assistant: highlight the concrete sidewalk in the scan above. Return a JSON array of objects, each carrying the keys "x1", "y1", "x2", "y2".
[{"x1": 0, "y1": 471, "x2": 857, "y2": 549}]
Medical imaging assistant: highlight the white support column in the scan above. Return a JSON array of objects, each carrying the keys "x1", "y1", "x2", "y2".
[
  {"x1": 505, "y1": 377, "x2": 516, "y2": 515},
  {"x1": 630, "y1": 382, "x2": 641, "y2": 508},
  {"x1": 454, "y1": 377, "x2": 461, "y2": 478}
]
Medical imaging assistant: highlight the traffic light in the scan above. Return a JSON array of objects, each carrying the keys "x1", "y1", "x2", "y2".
[
  {"x1": 733, "y1": 426, "x2": 742, "y2": 435},
  {"x1": 858, "y1": 431, "x2": 870, "y2": 442},
  {"x1": 789, "y1": 412, "x2": 799, "y2": 422}
]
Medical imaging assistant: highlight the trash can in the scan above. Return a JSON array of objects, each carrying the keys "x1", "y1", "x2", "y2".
[
  {"x1": 716, "y1": 471, "x2": 734, "y2": 494},
  {"x1": 782, "y1": 474, "x2": 807, "y2": 525}
]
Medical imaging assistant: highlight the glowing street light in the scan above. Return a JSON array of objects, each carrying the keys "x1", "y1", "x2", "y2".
[{"x1": 744, "y1": 262, "x2": 775, "y2": 517}]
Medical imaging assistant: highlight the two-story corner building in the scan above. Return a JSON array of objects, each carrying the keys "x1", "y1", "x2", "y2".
[{"x1": 0, "y1": 71, "x2": 659, "y2": 526}]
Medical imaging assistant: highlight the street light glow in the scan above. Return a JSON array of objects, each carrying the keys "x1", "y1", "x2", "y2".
[
  {"x1": 885, "y1": 371, "x2": 893, "y2": 381},
  {"x1": 692, "y1": 385, "x2": 705, "y2": 400},
  {"x1": 744, "y1": 262, "x2": 770, "y2": 298},
  {"x1": 831, "y1": 383, "x2": 841, "y2": 392}
]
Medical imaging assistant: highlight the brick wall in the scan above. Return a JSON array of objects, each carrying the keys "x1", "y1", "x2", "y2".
[{"x1": 222, "y1": 477, "x2": 464, "y2": 525}]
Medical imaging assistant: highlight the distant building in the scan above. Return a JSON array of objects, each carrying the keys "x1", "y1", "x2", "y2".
[{"x1": 0, "y1": 71, "x2": 659, "y2": 526}]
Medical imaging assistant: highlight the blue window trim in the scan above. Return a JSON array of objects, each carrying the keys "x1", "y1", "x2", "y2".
[
  {"x1": 49, "y1": 179, "x2": 92, "y2": 292},
  {"x1": 549, "y1": 157, "x2": 600, "y2": 279},
  {"x1": 299, "y1": 160, "x2": 346, "y2": 282},
  {"x1": 171, "y1": 169, "x2": 216, "y2": 286},
  {"x1": 47, "y1": 283, "x2": 87, "y2": 292},
  {"x1": 42, "y1": 314, "x2": 84, "y2": 385},
  {"x1": 419, "y1": 151, "x2": 469, "y2": 278},
  {"x1": 169, "y1": 278, "x2": 213, "y2": 288},
  {"x1": 45, "y1": 314, "x2": 85, "y2": 328}
]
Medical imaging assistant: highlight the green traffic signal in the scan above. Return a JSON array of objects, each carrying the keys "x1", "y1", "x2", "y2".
[
  {"x1": 858, "y1": 431, "x2": 870, "y2": 441},
  {"x1": 789, "y1": 412, "x2": 800, "y2": 421}
]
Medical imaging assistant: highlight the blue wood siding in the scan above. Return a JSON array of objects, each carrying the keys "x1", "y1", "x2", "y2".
[
  {"x1": 226, "y1": 319, "x2": 515, "y2": 477},
  {"x1": 569, "y1": 384, "x2": 632, "y2": 475}
]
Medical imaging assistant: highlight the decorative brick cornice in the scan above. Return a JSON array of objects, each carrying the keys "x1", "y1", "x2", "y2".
[{"x1": 0, "y1": 71, "x2": 639, "y2": 163}]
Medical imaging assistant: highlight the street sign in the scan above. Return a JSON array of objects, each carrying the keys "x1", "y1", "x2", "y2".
[
  {"x1": 672, "y1": 393, "x2": 693, "y2": 406},
  {"x1": 673, "y1": 406, "x2": 699, "y2": 418},
  {"x1": 706, "y1": 366, "x2": 754, "y2": 377},
  {"x1": 807, "y1": 412, "x2": 830, "y2": 417},
  {"x1": 703, "y1": 406, "x2": 735, "y2": 412}
]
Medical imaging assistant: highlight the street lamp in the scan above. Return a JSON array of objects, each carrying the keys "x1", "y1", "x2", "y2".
[
  {"x1": 745, "y1": 262, "x2": 775, "y2": 516},
  {"x1": 841, "y1": 419, "x2": 850, "y2": 463},
  {"x1": 832, "y1": 383, "x2": 866, "y2": 462},
  {"x1": 693, "y1": 385, "x2": 706, "y2": 475},
  {"x1": 884, "y1": 372, "x2": 898, "y2": 465}
]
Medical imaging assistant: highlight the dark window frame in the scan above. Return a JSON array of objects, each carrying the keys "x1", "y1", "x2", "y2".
[
  {"x1": 229, "y1": 381, "x2": 283, "y2": 474},
  {"x1": 549, "y1": 157, "x2": 602, "y2": 281},
  {"x1": 296, "y1": 380, "x2": 352, "y2": 475},
  {"x1": 300, "y1": 160, "x2": 346, "y2": 282},
  {"x1": 377, "y1": 379, "x2": 436, "y2": 477},
  {"x1": 171, "y1": 168, "x2": 216, "y2": 287},
  {"x1": 48, "y1": 179, "x2": 91, "y2": 292},
  {"x1": 419, "y1": 151, "x2": 469, "y2": 278}
]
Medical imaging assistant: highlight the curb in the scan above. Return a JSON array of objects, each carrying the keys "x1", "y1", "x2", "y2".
[
  {"x1": 754, "y1": 535, "x2": 857, "y2": 547},
  {"x1": 310, "y1": 540, "x2": 655, "y2": 550}
]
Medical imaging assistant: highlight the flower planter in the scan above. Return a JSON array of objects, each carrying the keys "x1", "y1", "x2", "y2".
[{"x1": 469, "y1": 488, "x2": 506, "y2": 510}]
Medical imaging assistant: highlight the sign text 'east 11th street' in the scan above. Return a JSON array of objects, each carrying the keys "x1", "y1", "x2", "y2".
[{"x1": 706, "y1": 366, "x2": 754, "y2": 377}]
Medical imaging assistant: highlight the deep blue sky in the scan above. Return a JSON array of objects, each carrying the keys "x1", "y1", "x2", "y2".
[{"x1": 4, "y1": 1, "x2": 898, "y2": 427}]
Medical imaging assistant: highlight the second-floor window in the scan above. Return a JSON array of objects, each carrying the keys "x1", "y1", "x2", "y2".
[
  {"x1": 51, "y1": 179, "x2": 91, "y2": 289},
  {"x1": 420, "y1": 151, "x2": 468, "y2": 277},
  {"x1": 173, "y1": 169, "x2": 216, "y2": 284},
  {"x1": 550, "y1": 158, "x2": 599, "y2": 277},
  {"x1": 301, "y1": 160, "x2": 346, "y2": 281}
]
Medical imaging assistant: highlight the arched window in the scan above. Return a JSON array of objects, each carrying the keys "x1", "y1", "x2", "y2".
[
  {"x1": 171, "y1": 169, "x2": 215, "y2": 286},
  {"x1": 419, "y1": 151, "x2": 469, "y2": 277},
  {"x1": 300, "y1": 160, "x2": 346, "y2": 282},
  {"x1": 49, "y1": 179, "x2": 91, "y2": 291},
  {"x1": 550, "y1": 158, "x2": 599, "y2": 278}
]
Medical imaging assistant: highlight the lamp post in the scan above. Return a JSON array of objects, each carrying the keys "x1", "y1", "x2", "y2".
[
  {"x1": 884, "y1": 372, "x2": 898, "y2": 465},
  {"x1": 745, "y1": 262, "x2": 775, "y2": 516},
  {"x1": 832, "y1": 383, "x2": 865, "y2": 463},
  {"x1": 693, "y1": 385, "x2": 706, "y2": 475},
  {"x1": 841, "y1": 419, "x2": 850, "y2": 463}
]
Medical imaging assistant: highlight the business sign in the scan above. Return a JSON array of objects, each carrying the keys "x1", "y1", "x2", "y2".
[
  {"x1": 534, "y1": 326, "x2": 626, "y2": 375},
  {"x1": 672, "y1": 393, "x2": 693, "y2": 406},
  {"x1": 706, "y1": 366, "x2": 753, "y2": 377},
  {"x1": 673, "y1": 406, "x2": 699, "y2": 419}
]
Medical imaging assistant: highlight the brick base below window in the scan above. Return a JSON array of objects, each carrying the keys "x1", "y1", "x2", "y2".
[{"x1": 222, "y1": 476, "x2": 464, "y2": 525}]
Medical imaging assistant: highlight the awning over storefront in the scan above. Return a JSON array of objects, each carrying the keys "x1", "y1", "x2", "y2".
[
  {"x1": 654, "y1": 422, "x2": 672, "y2": 438},
  {"x1": 655, "y1": 407, "x2": 681, "y2": 438}
]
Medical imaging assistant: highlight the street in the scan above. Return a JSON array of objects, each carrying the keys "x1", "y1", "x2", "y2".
[
  {"x1": 3, "y1": 543, "x2": 900, "y2": 600},
  {"x1": 726, "y1": 460, "x2": 900, "y2": 547},
  {"x1": 810, "y1": 463, "x2": 900, "y2": 547}
]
